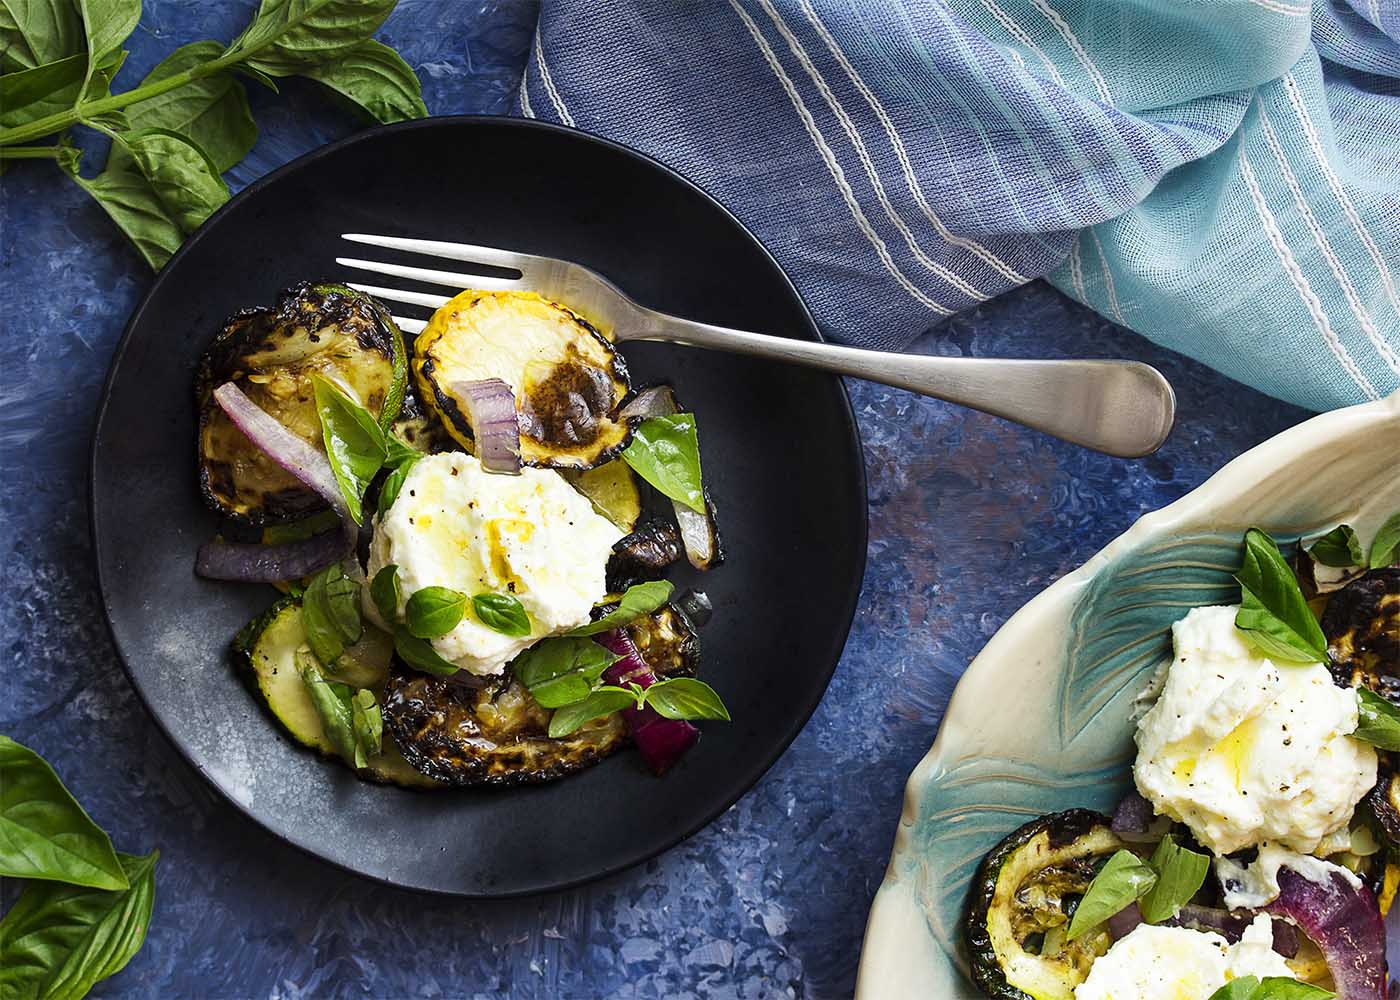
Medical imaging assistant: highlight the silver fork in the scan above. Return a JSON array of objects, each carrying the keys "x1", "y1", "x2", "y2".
[{"x1": 338, "y1": 234, "x2": 1176, "y2": 458}]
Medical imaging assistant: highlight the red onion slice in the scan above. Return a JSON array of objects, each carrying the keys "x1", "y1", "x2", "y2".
[
  {"x1": 453, "y1": 378, "x2": 521, "y2": 475},
  {"x1": 212, "y1": 382, "x2": 348, "y2": 523},
  {"x1": 595, "y1": 627, "x2": 699, "y2": 775},
  {"x1": 1265, "y1": 863, "x2": 1386, "y2": 999},
  {"x1": 1110, "y1": 790, "x2": 1153, "y2": 834},
  {"x1": 196, "y1": 530, "x2": 348, "y2": 583}
]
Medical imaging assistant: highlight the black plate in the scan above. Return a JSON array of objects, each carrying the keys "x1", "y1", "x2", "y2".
[{"x1": 91, "y1": 117, "x2": 866, "y2": 896}]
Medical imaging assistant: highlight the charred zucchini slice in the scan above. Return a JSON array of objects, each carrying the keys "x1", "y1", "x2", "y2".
[
  {"x1": 624, "y1": 601, "x2": 700, "y2": 678},
  {"x1": 415, "y1": 290, "x2": 632, "y2": 470},
  {"x1": 964, "y1": 810, "x2": 1122, "y2": 1000},
  {"x1": 232, "y1": 598, "x2": 442, "y2": 789},
  {"x1": 565, "y1": 460, "x2": 642, "y2": 531},
  {"x1": 382, "y1": 666, "x2": 627, "y2": 787},
  {"x1": 197, "y1": 282, "x2": 408, "y2": 524},
  {"x1": 1323, "y1": 568, "x2": 1400, "y2": 696}
]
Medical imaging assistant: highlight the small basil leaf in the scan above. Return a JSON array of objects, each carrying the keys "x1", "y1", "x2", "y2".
[
  {"x1": 384, "y1": 434, "x2": 419, "y2": 468},
  {"x1": 350, "y1": 689, "x2": 383, "y2": 766},
  {"x1": 297, "y1": 651, "x2": 359, "y2": 766},
  {"x1": 393, "y1": 627, "x2": 459, "y2": 677},
  {"x1": 1370, "y1": 512, "x2": 1400, "y2": 569},
  {"x1": 1234, "y1": 528, "x2": 1328, "y2": 664},
  {"x1": 568, "y1": 581, "x2": 674, "y2": 637},
  {"x1": 0, "y1": 736, "x2": 128, "y2": 889},
  {"x1": 370, "y1": 564, "x2": 401, "y2": 626},
  {"x1": 472, "y1": 593, "x2": 530, "y2": 637},
  {"x1": 1353, "y1": 688, "x2": 1400, "y2": 751},
  {"x1": 622, "y1": 413, "x2": 704, "y2": 513},
  {"x1": 0, "y1": 849, "x2": 158, "y2": 1000},
  {"x1": 642, "y1": 678, "x2": 731, "y2": 722},
  {"x1": 405, "y1": 586, "x2": 468, "y2": 639},
  {"x1": 512, "y1": 638, "x2": 619, "y2": 709},
  {"x1": 311, "y1": 373, "x2": 387, "y2": 525},
  {"x1": 376, "y1": 450, "x2": 420, "y2": 519},
  {"x1": 1138, "y1": 834, "x2": 1210, "y2": 924},
  {"x1": 1208, "y1": 978, "x2": 1260, "y2": 1000},
  {"x1": 1254, "y1": 979, "x2": 1335, "y2": 999},
  {"x1": 1308, "y1": 525, "x2": 1364, "y2": 568},
  {"x1": 547, "y1": 687, "x2": 637, "y2": 738},
  {"x1": 1065, "y1": 850, "x2": 1157, "y2": 940},
  {"x1": 301, "y1": 563, "x2": 362, "y2": 666}
]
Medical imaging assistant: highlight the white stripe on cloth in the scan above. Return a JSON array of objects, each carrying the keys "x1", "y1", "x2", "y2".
[
  {"x1": 797, "y1": 0, "x2": 1029, "y2": 285},
  {"x1": 1238, "y1": 151, "x2": 1380, "y2": 400},
  {"x1": 1068, "y1": 235, "x2": 1087, "y2": 304},
  {"x1": 1280, "y1": 71, "x2": 1400, "y2": 318},
  {"x1": 977, "y1": 0, "x2": 1069, "y2": 89},
  {"x1": 1256, "y1": 101, "x2": 1400, "y2": 375},
  {"x1": 756, "y1": 0, "x2": 992, "y2": 301},
  {"x1": 518, "y1": 71, "x2": 536, "y2": 118},
  {"x1": 1244, "y1": 0, "x2": 1311, "y2": 17},
  {"x1": 1028, "y1": 0, "x2": 1114, "y2": 104},
  {"x1": 533, "y1": 22, "x2": 575, "y2": 126},
  {"x1": 725, "y1": 0, "x2": 954, "y2": 315},
  {"x1": 1087, "y1": 229, "x2": 1124, "y2": 323}
]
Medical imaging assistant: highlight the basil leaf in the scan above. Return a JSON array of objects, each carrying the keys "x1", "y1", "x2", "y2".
[
  {"x1": 1371, "y1": 512, "x2": 1400, "y2": 569},
  {"x1": 120, "y1": 127, "x2": 231, "y2": 232},
  {"x1": 1208, "y1": 978, "x2": 1261, "y2": 1000},
  {"x1": 0, "y1": 53, "x2": 87, "y2": 126},
  {"x1": 1234, "y1": 528, "x2": 1328, "y2": 664},
  {"x1": 0, "y1": 849, "x2": 157, "y2": 1000},
  {"x1": 1308, "y1": 524, "x2": 1363, "y2": 568},
  {"x1": 350, "y1": 688, "x2": 383, "y2": 765},
  {"x1": 384, "y1": 434, "x2": 419, "y2": 468},
  {"x1": 1066, "y1": 850, "x2": 1156, "y2": 940},
  {"x1": 547, "y1": 687, "x2": 637, "y2": 738},
  {"x1": 1352, "y1": 688, "x2": 1400, "y2": 751},
  {"x1": 622, "y1": 414, "x2": 704, "y2": 514},
  {"x1": 1138, "y1": 834, "x2": 1210, "y2": 923},
  {"x1": 75, "y1": 0, "x2": 140, "y2": 101},
  {"x1": 299, "y1": 39, "x2": 426, "y2": 124},
  {"x1": 301, "y1": 563, "x2": 362, "y2": 666},
  {"x1": 297, "y1": 651, "x2": 360, "y2": 766},
  {"x1": 512, "y1": 638, "x2": 620, "y2": 709},
  {"x1": 567, "y1": 581, "x2": 674, "y2": 637},
  {"x1": 472, "y1": 593, "x2": 530, "y2": 638},
  {"x1": 1254, "y1": 979, "x2": 1334, "y2": 999},
  {"x1": 0, "y1": 736, "x2": 128, "y2": 889},
  {"x1": 393, "y1": 627, "x2": 459, "y2": 677},
  {"x1": 405, "y1": 586, "x2": 468, "y2": 639},
  {"x1": 232, "y1": 0, "x2": 397, "y2": 75},
  {"x1": 375, "y1": 450, "x2": 419, "y2": 519},
  {"x1": 312, "y1": 374, "x2": 387, "y2": 525},
  {"x1": 370, "y1": 564, "x2": 400, "y2": 626},
  {"x1": 61, "y1": 149, "x2": 184, "y2": 269},
  {"x1": 643, "y1": 678, "x2": 731, "y2": 722},
  {"x1": 0, "y1": 0, "x2": 86, "y2": 73}
]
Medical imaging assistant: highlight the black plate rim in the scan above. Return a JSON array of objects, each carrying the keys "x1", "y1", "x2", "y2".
[{"x1": 89, "y1": 115, "x2": 869, "y2": 897}]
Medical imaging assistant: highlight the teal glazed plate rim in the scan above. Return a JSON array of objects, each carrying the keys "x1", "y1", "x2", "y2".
[{"x1": 855, "y1": 388, "x2": 1400, "y2": 997}]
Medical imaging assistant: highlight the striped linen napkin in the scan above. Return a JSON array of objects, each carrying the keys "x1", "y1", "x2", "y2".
[{"x1": 517, "y1": 0, "x2": 1400, "y2": 412}]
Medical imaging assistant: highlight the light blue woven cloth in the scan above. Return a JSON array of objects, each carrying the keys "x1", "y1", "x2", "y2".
[{"x1": 519, "y1": 0, "x2": 1400, "y2": 412}]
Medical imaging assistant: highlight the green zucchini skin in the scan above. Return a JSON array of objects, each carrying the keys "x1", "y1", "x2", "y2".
[
  {"x1": 196, "y1": 281, "x2": 409, "y2": 525},
  {"x1": 964, "y1": 809, "x2": 1120, "y2": 1000}
]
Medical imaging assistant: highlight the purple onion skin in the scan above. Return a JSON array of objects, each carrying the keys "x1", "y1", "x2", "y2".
[
  {"x1": 1107, "y1": 902, "x2": 1144, "y2": 941},
  {"x1": 195, "y1": 530, "x2": 347, "y2": 583},
  {"x1": 1110, "y1": 790, "x2": 1153, "y2": 835},
  {"x1": 1265, "y1": 865, "x2": 1386, "y2": 1000},
  {"x1": 594, "y1": 628, "x2": 699, "y2": 775}
]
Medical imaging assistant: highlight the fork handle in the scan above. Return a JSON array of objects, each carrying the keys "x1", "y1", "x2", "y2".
[{"x1": 622, "y1": 311, "x2": 1176, "y2": 458}]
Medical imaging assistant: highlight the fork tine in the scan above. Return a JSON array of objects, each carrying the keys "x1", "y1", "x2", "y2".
[
  {"x1": 336, "y1": 257, "x2": 522, "y2": 293},
  {"x1": 391, "y1": 315, "x2": 426, "y2": 334},
  {"x1": 345, "y1": 282, "x2": 450, "y2": 310},
  {"x1": 341, "y1": 233, "x2": 543, "y2": 275}
]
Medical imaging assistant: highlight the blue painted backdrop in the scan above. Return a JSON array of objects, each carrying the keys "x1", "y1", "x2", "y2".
[{"x1": 0, "y1": 1, "x2": 1307, "y2": 996}]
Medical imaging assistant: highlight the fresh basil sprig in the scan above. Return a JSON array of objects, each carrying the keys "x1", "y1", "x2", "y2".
[
  {"x1": 1207, "y1": 976, "x2": 1334, "y2": 1000},
  {"x1": 1137, "y1": 834, "x2": 1209, "y2": 924},
  {"x1": 546, "y1": 677, "x2": 730, "y2": 737},
  {"x1": 567, "y1": 581, "x2": 674, "y2": 637},
  {"x1": 1308, "y1": 524, "x2": 1363, "y2": 568},
  {"x1": 393, "y1": 628, "x2": 460, "y2": 677},
  {"x1": 405, "y1": 586, "x2": 468, "y2": 639},
  {"x1": 301, "y1": 563, "x2": 362, "y2": 667},
  {"x1": 512, "y1": 638, "x2": 620, "y2": 709},
  {"x1": 1371, "y1": 512, "x2": 1400, "y2": 569},
  {"x1": 547, "y1": 688, "x2": 639, "y2": 738},
  {"x1": 622, "y1": 414, "x2": 705, "y2": 513},
  {"x1": 472, "y1": 593, "x2": 531, "y2": 637},
  {"x1": 0, "y1": 736, "x2": 128, "y2": 889},
  {"x1": 370, "y1": 564, "x2": 401, "y2": 625},
  {"x1": 296, "y1": 651, "x2": 383, "y2": 769},
  {"x1": 1234, "y1": 528, "x2": 1329, "y2": 664},
  {"x1": 1066, "y1": 850, "x2": 1157, "y2": 940},
  {"x1": 312, "y1": 374, "x2": 387, "y2": 525},
  {"x1": 1352, "y1": 688, "x2": 1400, "y2": 751}
]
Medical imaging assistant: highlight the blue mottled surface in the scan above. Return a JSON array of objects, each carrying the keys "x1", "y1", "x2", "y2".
[{"x1": 0, "y1": 2, "x2": 1309, "y2": 997}]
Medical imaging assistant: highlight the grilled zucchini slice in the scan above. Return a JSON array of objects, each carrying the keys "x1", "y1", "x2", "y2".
[
  {"x1": 565, "y1": 460, "x2": 642, "y2": 531},
  {"x1": 197, "y1": 282, "x2": 408, "y2": 524},
  {"x1": 382, "y1": 666, "x2": 627, "y2": 787},
  {"x1": 232, "y1": 598, "x2": 442, "y2": 789},
  {"x1": 415, "y1": 290, "x2": 632, "y2": 470},
  {"x1": 964, "y1": 810, "x2": 1122, "y2": 1000}
]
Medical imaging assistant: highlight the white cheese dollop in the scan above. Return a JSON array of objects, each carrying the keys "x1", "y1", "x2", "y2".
[
  {"x1": 1215, "y1": 842, "x2": 1364, "y2": 910},
  {"x1": 365, "y1": 452, "x2": 623, "y2": 676},
  {"x1": 1132, "y1": 605, "x2": 1376, "y2": 856},
  {"x1": 1075, "y1": 916, "x2": 1294, "y2": 1000}
]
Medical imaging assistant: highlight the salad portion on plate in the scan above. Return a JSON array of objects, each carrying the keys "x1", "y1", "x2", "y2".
[
  {"x1": 965, "y1": 522, "x2": 1400, "y2": 1000},
  {"x1": 192, "y1": 281, "x2": 731, "y2": 789}
]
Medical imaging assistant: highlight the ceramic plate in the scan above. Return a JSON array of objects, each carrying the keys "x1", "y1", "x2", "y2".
[
  {"x1": 855, "y1": 389, "x2": 1400, "y2": 996},
  {"x1": 91, "y1": 117, "x2": 867, "y2": 896}
]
